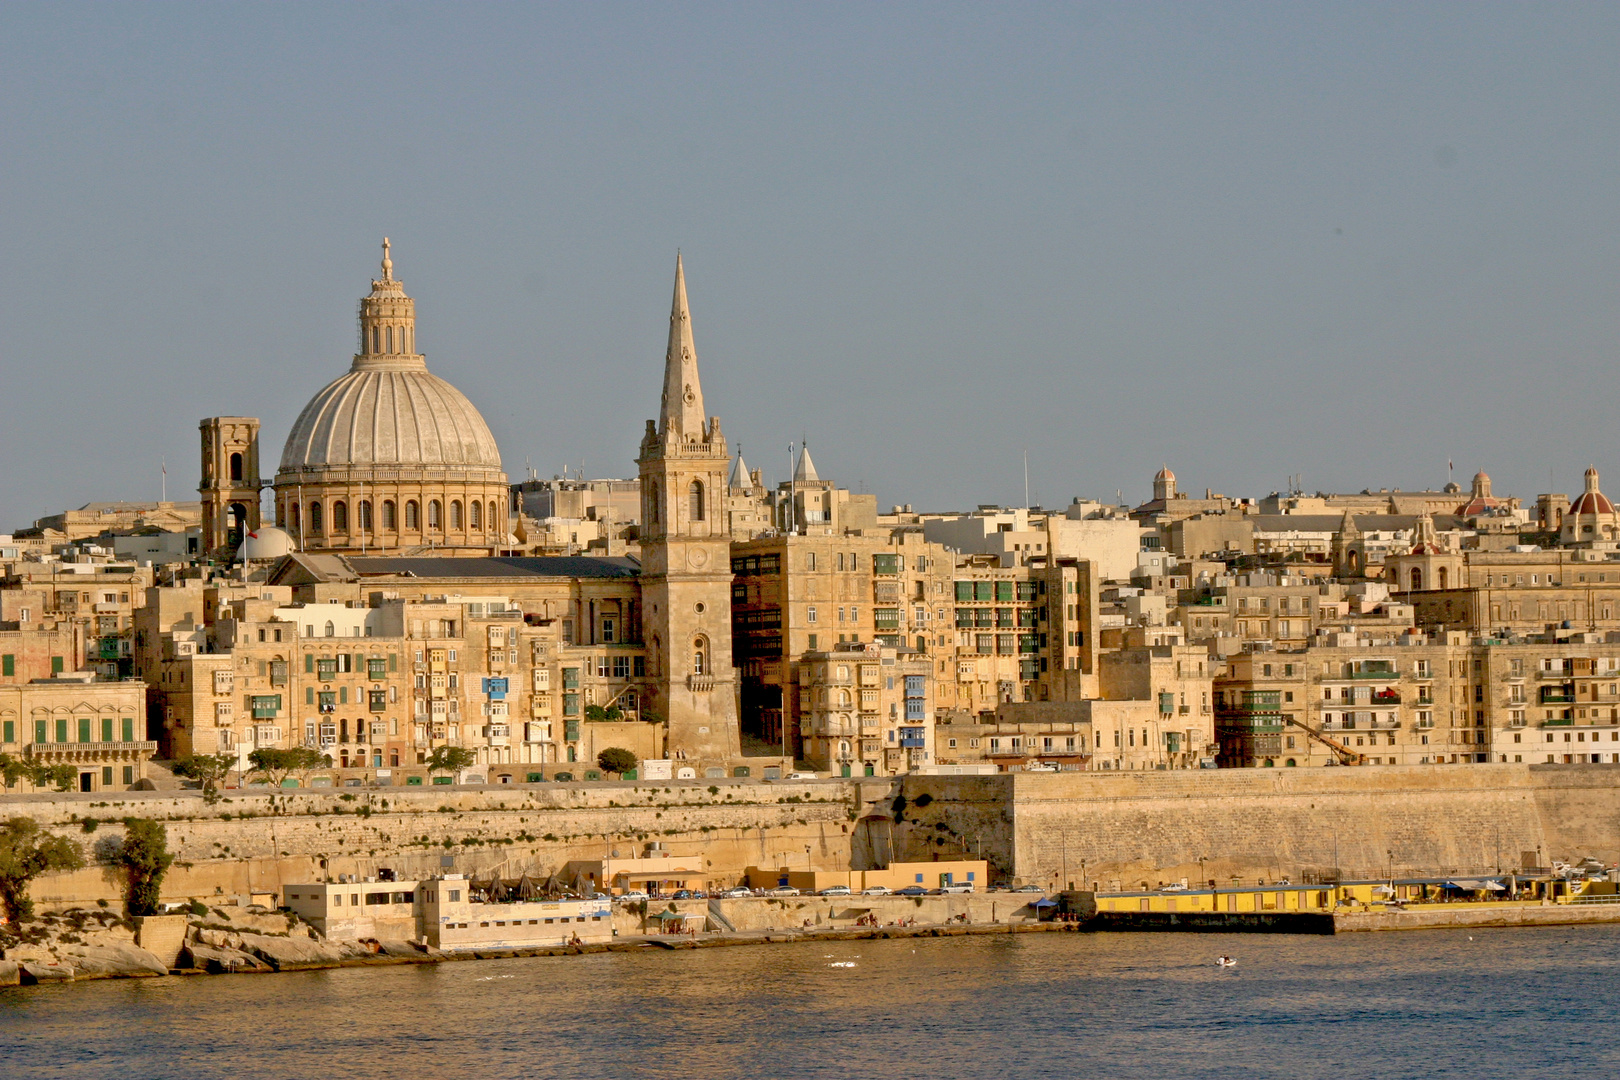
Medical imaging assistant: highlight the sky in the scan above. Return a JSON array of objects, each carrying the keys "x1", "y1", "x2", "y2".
[{"x1": 2, "y1": 3, "x2": 1618, "y2": 529}]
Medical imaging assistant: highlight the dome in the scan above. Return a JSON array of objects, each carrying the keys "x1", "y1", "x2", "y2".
[
  {"x1": 279, "y1": 363, "x2": 503, "y2": 472},
  {"x1": 241, "y1": 526, "x2": 294, "y2": 560},
  {"x1": 1154, "y1": 466, "x2": 1175, "y2": 482},
  {"x1": 1569, "y1": 465, "x2": 1615, "y2": 518}
]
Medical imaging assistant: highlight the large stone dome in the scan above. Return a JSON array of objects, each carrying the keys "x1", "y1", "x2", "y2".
[{"x1": 279, "y1": 360, "x2": 503, "y2": 472}]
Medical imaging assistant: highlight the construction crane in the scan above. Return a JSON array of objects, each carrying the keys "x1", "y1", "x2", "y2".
[{"x1": 1283, "y1": 715, "x2": 1366, "y2": 766}]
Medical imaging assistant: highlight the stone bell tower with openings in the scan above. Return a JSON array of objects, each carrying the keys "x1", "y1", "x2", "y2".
[
  {"x1": 199, "y1": 416, "x2": 262, "y2": 554},
  {"x1": 636, "y1": 255, "x2": 742, "y2": 762}
]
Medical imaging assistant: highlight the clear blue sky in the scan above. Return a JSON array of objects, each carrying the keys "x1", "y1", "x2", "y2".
[{"x1": 2, "y1": 3, "x2": 1618, "y2": 528}]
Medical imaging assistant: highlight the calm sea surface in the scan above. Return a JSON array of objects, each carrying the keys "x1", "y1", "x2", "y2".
[{"x1": 4, "y1": 926, "x2": 1618, "y2": 1079}]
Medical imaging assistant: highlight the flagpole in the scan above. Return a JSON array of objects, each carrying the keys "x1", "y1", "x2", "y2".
[{"x1": 161, "y1": 459, "x2": 167, "y2": 503}]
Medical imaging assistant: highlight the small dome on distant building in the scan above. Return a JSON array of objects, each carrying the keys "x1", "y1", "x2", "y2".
[
  {"x1": 241, "y1": 526, "x2": 294, "y2": 560},
  {"x1": 1154, "y1": 466, "x2": 1175, "y2": 482},
  {"x1": 1456, "y1": 468, "x2": 1503, "y2": 517},
  {"x1": 1568, "y1": 465, "x2": 1615, "y2": 517}
]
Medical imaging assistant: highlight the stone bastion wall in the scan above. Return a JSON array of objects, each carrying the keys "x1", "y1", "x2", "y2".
[{"x1": 7, "y1": 764, "x2": 1618, "y2": 910}]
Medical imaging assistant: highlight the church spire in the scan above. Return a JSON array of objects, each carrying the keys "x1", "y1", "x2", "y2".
[
  {"x1": 380, "y1": 237, "x2": 393, "y2": 281},
  {"x1": 659, "y1": 252, "x2": 706, "y2": 439}
]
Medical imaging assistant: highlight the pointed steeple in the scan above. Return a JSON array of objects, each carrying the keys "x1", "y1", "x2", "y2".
[
  {"x1": 729, "y1": 445, "x2": 750, "y2": 489},
  {"x1": 659, "y1": 253, "x2": 706, "y2": 439},
  {"x1": 794, "y1": 441, "x2": 820, "y2": 484}
]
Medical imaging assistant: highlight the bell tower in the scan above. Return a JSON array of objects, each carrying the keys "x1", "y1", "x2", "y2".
[
  {"x1": 199, "y1": 416, "x2": 262, "y2": 554},
  {"x1": 636, "y1": 255, "x2": 741, "y2": 761}
]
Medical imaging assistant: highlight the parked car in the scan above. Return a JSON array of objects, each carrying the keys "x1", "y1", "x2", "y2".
[
  {"x1": 1013, "y1": 885, "x2": 1045, "y2": 893},
  {"x1": 768, "y1": 886, "x2": 801, "y2": 897},
  {"x1": 786, "y1": 771, "x2": 818, "y2": 780},
  {"x1": 721, "y1": 886, "x2": 753, "y2": 899},
  {"x1": 940, "y1": 883, "x2": 974, "y2": 894},
  {"x1": 818, "y1": 885, "x2": 852, "y2": 896},
  {"x1": 617, "y1": 890, "x2": 650, "y2": 901},
  {"x1": 860, "y1": 885, "x2": 892, "y2": 896},
  {"x1": 896, "y1": 886, "x2": 928, "y2": 897},
  {"x1": 671, "y1": 889, "x2": 697, "y2": 900}
]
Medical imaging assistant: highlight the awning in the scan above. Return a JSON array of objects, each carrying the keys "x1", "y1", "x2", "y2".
[
  {"x1": 1033, "y1": 898, "x2": 1060, "y2": 908},
  {"x1": 1444, "y1": 879, "x2": 1506, "y2": 892},
  {"x1": 650, "y1": 909, "x2": 695, "y2": 921}
]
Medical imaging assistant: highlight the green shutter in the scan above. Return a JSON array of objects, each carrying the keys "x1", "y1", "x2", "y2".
[
  {"x1": 996, "y1": 581, "x2": 1013, "y2": 602},
  {"x1": 305, "y1": 653, "x2": 314, "y2": 673},
  {"x1": 101, "y1": 717, "x2": 113, "y2": 742},
  {"x1": 35, "y1": 720, "x2": 47, "y2": 743},
  {"x1": 955, "y1": 582, "x2": 972, "y2": 602},
  {"x1": 51, "y1": 655, "x2": 64, "y2": 674},
  {"x1": 975, "y1": 582, "x2": 993, "y2": 602},
  {"x1": 56, "y1": 718, "x2": 68, "y2": 742},
  {"x1": 1, "y1": 654, "x2": 13, "y2": 677},
  {"x1": 389, "y1": 653, "x2": 398, "y2": 672},
  {"x1": 258, "y1": 660, "x2": 267, "y2": 676},
  {"x1": 306, "y1": 686, "x2": 315, "y2": 705},
  {"x1": 122, "y1": 717, "x2": 134, "y2": 741},
  {"x1": 340, "y1": 686, "x2": 348, "y2": 705},
  {"x1": 2, "y1": 720, "x2": 13, "y2": 744},
  {"x1": 77, "y1": 717, "x2": 91, "y2": 743}
]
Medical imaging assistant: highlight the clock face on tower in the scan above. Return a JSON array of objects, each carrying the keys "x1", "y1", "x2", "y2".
[{"x1": 687, "y1": 547, "x2": 709, "y2": 569}]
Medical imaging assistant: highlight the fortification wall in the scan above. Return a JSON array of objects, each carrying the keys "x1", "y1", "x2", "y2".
[
  {"x1": 986, "y1": 764, "x2": 1620, "y2": 888},
  {"x1": 11, "y1": 765, "x2": 1620, "y2": 911},
  {"x1": 9, "y1": 779, "x2": 860, "y2": 909}
]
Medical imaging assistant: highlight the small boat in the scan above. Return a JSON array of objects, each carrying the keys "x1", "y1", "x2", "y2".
[{"x1": 1215, "y1": 956, "x2": 1238, "y2": 968}]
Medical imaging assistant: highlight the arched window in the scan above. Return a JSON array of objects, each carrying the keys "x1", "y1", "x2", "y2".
[
  {"x1": 229, "y1": 452, "x2": 243, "y2": 481},
  {"x1": 1410, "y1": 568, "x2": 1423, "y2": 592},
  {"x1": 287, "y1": 502, "x2": 300, "y2": 530},
  {"x1": 1438, "y1": 566, "x2": 1448, "y2": 590},
  {"x1": 489, "y1": 501, "x2": 499, "y2": 531},
  {"x1": 332, "y1": 501, "x2": 348, "y2": 533},
  {"x1": 838, "y1": 689, "x2": 851, "y2": 708},
  {"x1": 386, "y1": 326, "x2": 393, "y2": 353},
  {"x1": 324, "y1": 620, "x2": 335, "y2": 637},
  {"x1": 309, "y1": 502, "x2": 323, "y2": 535},
  {"x1": 450, "y1": 500, "x2": 463, "y2": 529},
  {"x1": 372, "y1": 326, "x2": 380, "y2": 353},
  {"x1": 470, "y1": 500, "x2": 482, "y2": 530},
  {"x1": 428, "y1": 500, "x2": 442, "y2": 529},
  {"x1": 689, "y1": 480, "x2": 705, "y2": 522},
  {"x1": 693, "y1": 636, "x2": 708, "y2": 675},
  {"x1": 383, "y1": 500, "x2": 397, "y2": 529},
  {"x1": 405, "y1": 500, "x2": 419, "y2": 529},
  {"x1": 359, "y1": 500, "x2": 373, "y2": 531},
  {"x1": 648, "y1": 481, "x2": 660, "y2": 525}
]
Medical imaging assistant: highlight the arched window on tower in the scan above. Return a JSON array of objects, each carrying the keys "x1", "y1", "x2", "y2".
[
  {"x1": 648, "y1": 482, "x2": 661, "y2": 525},
  {"x1": 405, "y1": 500, "x2": 419, "y2": 529},
  {"x1": 372, "y1": 327, "x2": 380, "y2": 353},
  {"x1": 1438, "y1": 566, "x2": 1448, "y2": 590},
  {"x1": 309, "y1": 502, "x2": 323, "y2": 535},
  {"x1": 332, "y1": 501, "x2": 348, "y2": 534},
  {"x1": 386, "y1": 326, "x2": 393, "y2": 353},
  {"x1": 450, "y1": 501, "x2": 463, "y2": 530},
  {"x1": 693, "y1": 636, "x2": 708, "y2": 676},
  {"x1": 382, "y1": 500, "x2": 396, "y2": 530},
  {"x1": 470, "y1": 500, "x2": 482, "y2": 530},
  {"x1": 359, "y1": 500, "x2": 373, "y2": 532},
  {"x1": 428, "y1": 500, "x2": 442, "y2": 529},
  {"x1": 288, "y1": 502, "x2": 300, "y2": 531},
  {"x1": 1411, "y1": 568, "x2": 1423, "y2": 592},
  {"x1": 689, "y1": 480, "x2": 705, "y2": 522},
  {"x1": 229, "y1": 452, "x2": 243, "y2": 482},
  {"x1": 490, "y1": 501, "x2": 499, "y2": 531}
]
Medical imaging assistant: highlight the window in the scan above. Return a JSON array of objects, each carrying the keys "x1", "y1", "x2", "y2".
[
  {"x1": 383, "y1": 500, "x2": 397, "y2": 530},
  {"x1": 693, "y1": 637, "x2": 708, "y2": 675},
  {"x1": 405, "y1": 501, "x2": 419, "y2": 529},
  {"x1": 332, "y1": 501, "x2": 348, "y2": 533},
  {"x1": 358, "y1": 501, "x2": 372, "y2": 531},
  {"x1": 428, "y1": 500, "x2": 442, "y2": 529},
  {"x1": 308, "y1": 502, "x2": 323, "y2": 534},
  {"x1": 470, "y1": 500, "x2": 482, "y2": 530},
  {"x1": 647, "y1": 481, "x2": 660, "y2": 525},
  {"x1": 689, "y1": 481, "x2": 705, "y2": 522},
  {"x1": 450, "y1": 501, "x2": 463, "y2": 529}
]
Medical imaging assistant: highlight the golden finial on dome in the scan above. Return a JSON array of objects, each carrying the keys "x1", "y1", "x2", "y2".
[{"x1": 381, "y1": 237, "x2": 393, "y2": 281}]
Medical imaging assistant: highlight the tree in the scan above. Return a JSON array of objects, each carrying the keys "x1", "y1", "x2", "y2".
[
  {"x1": 247, "y1": 747, "x2": 330, "y2": 788},
  {"x1": 0, "y1": 755, "x2": 77, "y2": 793},
  {"x1": 171, "y1": 753, "x2": 237, "y2": 803},
  {"x1": 584, "y1": 704, "x2": 623, "y2": 722},
  {"x1": 117, "y1": 818, "x2": 173, "y2": 917},
  {"x1": 425, "y1": 746, "x2": 478, "y2": 779},
  {"x1": 0, "y1": 818, "x2": 84, "y2": 927},
  {"x1": 596, "y1": 747, "x2": 638, "y2": 777}
]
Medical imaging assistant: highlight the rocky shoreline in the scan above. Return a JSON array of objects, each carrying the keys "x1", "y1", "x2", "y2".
[{"x1": 1, "y1": 903, "x2": 1077, "y2": 989}]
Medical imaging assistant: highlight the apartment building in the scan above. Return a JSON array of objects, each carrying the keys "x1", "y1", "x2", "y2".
[{"x1": 797, "y1": 643, "x2": 933, "y2": 776}]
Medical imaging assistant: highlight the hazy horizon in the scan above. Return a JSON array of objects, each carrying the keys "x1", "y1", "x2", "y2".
[{"x1": 3, "y1": 3, "x2": 1618, "y2": 530}]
